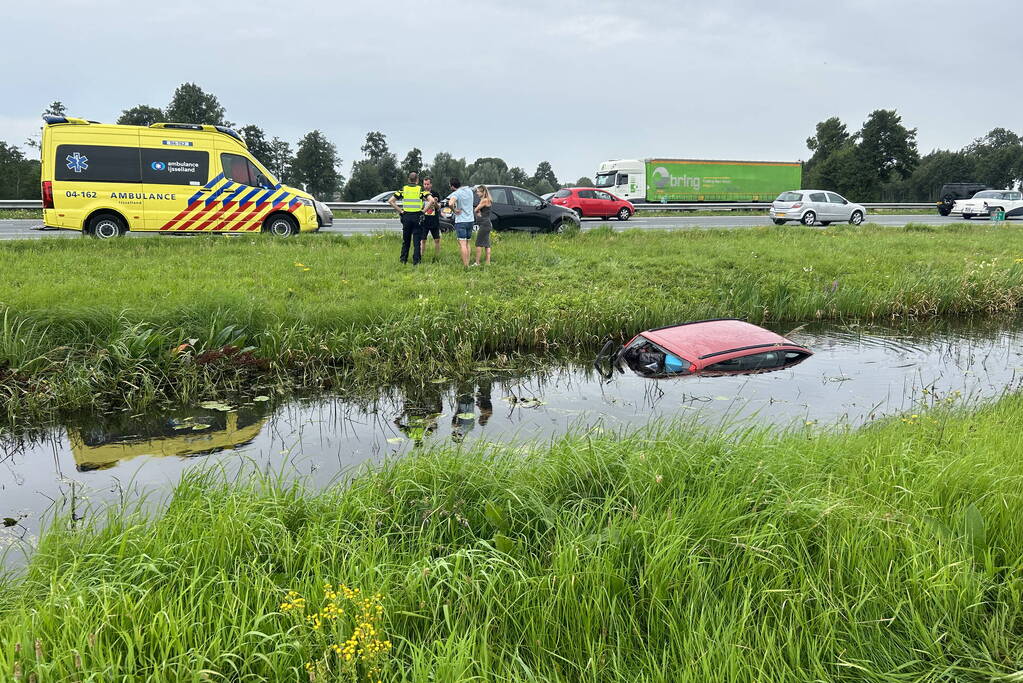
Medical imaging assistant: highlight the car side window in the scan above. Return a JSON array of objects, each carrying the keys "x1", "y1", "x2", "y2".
[
  {"x1": 595, "y1": 191, "x2": 614, "y2": 200},
  {"x1": 509, "y1": 188, "x2": 540, "y2": 207},
  {"x1": 809, "y1": 192, "x2": 827, "y2": 202},
  {"x1": 706, "y1": 351, "x2": 787, "y2": 373},
  {"x1": 578, "y1": 189, "x2": 596, "y2": 199},
  {"x1": 826, "y1": 193, "x2": 846, "y2": 204},
  {"x1": 488, "y1": 188, "x2": 510, "y2": 204}
]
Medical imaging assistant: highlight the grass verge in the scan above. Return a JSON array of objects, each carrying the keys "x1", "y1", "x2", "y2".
[
  {"x1": 2, "y1": 396, "x2": 1023, "y2": 680},
  {"x1": 1, "y1": 223, "x2": 1022, "y2": 422}
]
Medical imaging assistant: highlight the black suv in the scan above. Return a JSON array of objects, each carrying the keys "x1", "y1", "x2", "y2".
[
  {"x1": 937, "y1": 183, "x2": 989, "y2": 215},
  {"x1": 439, "y1": 185, "x2": 580, "y2": 233}
]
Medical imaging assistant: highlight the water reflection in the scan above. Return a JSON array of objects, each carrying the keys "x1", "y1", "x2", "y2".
[
  {"x1": 3, "y1": 318, "x2": 1023, "y2": 565},
  {"x1": 71, "y1": 406, "x2": 269, "y2": 471}
]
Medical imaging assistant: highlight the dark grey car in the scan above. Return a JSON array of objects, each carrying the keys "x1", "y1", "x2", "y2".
[{"x1": 439, "y1": 185, "x2": 580, "y2": 233}]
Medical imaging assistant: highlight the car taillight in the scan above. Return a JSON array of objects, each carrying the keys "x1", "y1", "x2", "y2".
[
  {"x1": 791, "y1": 202, "x2": 802, "y2": 208},
  {"x1": 42, "y1": 181, "x2": 54, "y2": 209}
]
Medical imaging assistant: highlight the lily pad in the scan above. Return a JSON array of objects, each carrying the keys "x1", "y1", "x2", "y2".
[
  {"x1": 253, "y1": 396, "x2": 270, "y2": 402},
  {"x1": 191, "y1": 424, "x2": 212, "y2": 431},
  {"x1": 457, "y1": 413, "x2": 476, "y2": 420},
  {"x1": 386, "y1": 437, "x2": 404, "y2": 444}
]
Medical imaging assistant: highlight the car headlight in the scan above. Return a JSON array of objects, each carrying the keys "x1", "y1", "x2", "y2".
[{"x1": 297, "y1": 197, "x2": 314, "y2": 207}]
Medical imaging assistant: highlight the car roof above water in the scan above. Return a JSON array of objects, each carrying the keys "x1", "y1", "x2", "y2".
[{"x1": 640, "y1": 319, "x2": 804, "y2": 361}]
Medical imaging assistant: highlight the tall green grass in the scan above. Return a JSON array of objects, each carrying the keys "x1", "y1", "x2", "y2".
[
  {"x1": 1, "y1": 224, "x2": 1022, "y2": 420},
  {"x1": 3, "y1": 396, "x2": 1023, "y2": 680}
]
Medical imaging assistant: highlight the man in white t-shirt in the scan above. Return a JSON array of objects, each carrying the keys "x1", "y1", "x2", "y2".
[{"x1": 447, "y1": 177, "x2": 475, "y2": 267}]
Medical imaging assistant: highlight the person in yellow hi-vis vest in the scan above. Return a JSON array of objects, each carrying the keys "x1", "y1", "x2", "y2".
[{"x1": 389, "y1": 172, "x2": 435, "y2": 266}]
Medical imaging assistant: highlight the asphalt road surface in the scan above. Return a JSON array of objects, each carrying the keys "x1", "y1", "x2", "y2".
[{"x1": 0, "y1": 214, "x2": 992, "y2": 240}]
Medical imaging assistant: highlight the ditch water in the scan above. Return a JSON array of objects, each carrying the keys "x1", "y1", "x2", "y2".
[{"x1": 2, "y1": 318, "x2": 1022, "y2": 566}]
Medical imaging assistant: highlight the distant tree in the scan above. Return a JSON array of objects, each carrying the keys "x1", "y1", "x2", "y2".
[
  {"x1": 266, "y1": 137, "x2": 295, "y2": 185},
  {"x1": 117, "y1": 105, "x2": 165, "y2": 126},
  {"x1": 468, "y1": 159, "x2": 508, "y2": 186},
  {"x1": 239, "y1": 125, "x2": 274, "y2": 171},
  {"x1": 574, "y1": 176, "x2": 594, "y2": 187},
  {"x1": 164, "y1": 83, "x2": 227, "y2": 125},
  {"x1": 43, "y1": 101, "x2": 67, "y2": 117},
  {"x1": 532, "y1": 161, "x2": 558, "y2": 192},
  {"x1": 858, "y1": 109, "x2": 919, "y2": 183},
  {"x1": 506, "y1": 166, "x2": 531, "y2": 188},
  {"x1": 361, "y1": 132, "x2": 390, "y2": 161},
  {"x1": 0, "y1": 142, "x2": 41, "y2": 199},
  {"x1": 401, "y1": 147, "x2": 423, "y2": 177},
  {"x1": 965, "y1": 128, "x2": 1023, "y2": 188},
  {"x1": 343, "y1": 160, "x2": 387, "y2": 201},
  {"x1": 292, "y1": 130, "x2": 343, "y2": 199},
  {"x1": 813, "y1": 143, "x2": 875, "y2": 200},
  {"x1": 423, "y1": 152, "x2": 469, "y2": 193},
  {"x1": 804, "y1": 116, "x2": 850, "y2": 185},
  {"x1": 905, "y1": 150, "x2": 978, "y2": 201}
]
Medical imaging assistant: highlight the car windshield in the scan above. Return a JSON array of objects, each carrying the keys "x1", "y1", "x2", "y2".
[
  {"x1": 554, "y1": 189, "x2": 571, "y2": 198},
  {"x1": 594, "y1": 173, "x2": 616, "y2": 188},
  {"x1": 972, "y1": 191, "x2": 1001, "y2": 199},
  {"x1": 776, "y1": 192, "x2": 802, "y2": 202}
]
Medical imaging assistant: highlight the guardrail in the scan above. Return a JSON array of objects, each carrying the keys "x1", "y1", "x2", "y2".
[{"x1": 1, "y1": 199, "x2": 939, "y2": 212}]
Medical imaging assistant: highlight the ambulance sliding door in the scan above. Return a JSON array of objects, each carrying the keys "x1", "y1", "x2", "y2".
[{"x1": 139, "y1": 131, "x2": 212, "y2": 231}]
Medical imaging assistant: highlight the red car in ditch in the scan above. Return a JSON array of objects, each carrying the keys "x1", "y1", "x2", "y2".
[
  {"x1": 596, "y1": 319, "x2": 812, "y2": 378},
  {"x1": 551, "y1": 187, "x2": 635, "y2": 221}
]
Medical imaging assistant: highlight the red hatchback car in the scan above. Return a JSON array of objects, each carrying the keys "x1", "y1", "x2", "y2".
[
  {"x1": 597, "y1": 319, "x2": 812, "y2": 378},
  {"x1": 551, "y1": 188, "x2": 634, "y2": 221}
]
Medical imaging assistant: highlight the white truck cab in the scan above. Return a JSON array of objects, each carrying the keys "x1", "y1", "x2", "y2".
[{"x1": 594, "y1": 159, "x2": 645, "y2": 203}]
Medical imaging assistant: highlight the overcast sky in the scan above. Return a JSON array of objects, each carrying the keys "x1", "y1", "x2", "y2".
[{"x1": 2, "y1": 0, "x2": 1019, "y2": 185}]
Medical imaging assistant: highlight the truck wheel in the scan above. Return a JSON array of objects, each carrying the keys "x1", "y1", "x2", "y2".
[
  {"x1": 801, "y1": 211, "x2": 816, "y2": 226},
  {"x1": 616, "y1": 207, "x2": 631, "y2": 221},
  {"x1": 87, "y1": 212, "x2": 126, "y2": 239},
  {"x1": 773, "y1": 219, "x2": 785, "y2": 225},
  {"x1": 263, "y1": 213, "x2": 297, "y2": 237},
  {"x1": 849, "y1": 210, "x2": 864, "y2": 225}
]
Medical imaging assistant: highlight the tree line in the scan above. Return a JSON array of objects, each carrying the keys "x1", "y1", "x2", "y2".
[
  {"x1": 804, "y1": 110, "x2": 1023, "y2": 201},
  {"x1": 3, "y1": 89, "x2": 1020, "y2": 202},
  {"x1": 0, "y1": 83, "x2": 579, "y2": 201}
]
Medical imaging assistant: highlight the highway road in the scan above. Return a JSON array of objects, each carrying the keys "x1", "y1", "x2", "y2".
[{"x1": 0, "y1": 214, "x2": 987, "y2": 240}]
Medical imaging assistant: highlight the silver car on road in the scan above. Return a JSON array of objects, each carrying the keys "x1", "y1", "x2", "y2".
[{"x1": 770, "y1": 190, "x2": 866, "y2": 226}]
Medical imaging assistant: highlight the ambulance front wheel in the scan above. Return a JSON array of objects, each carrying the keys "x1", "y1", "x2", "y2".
[
  {"x1": 87, "y1": 212, "x2": 127, "y2": 239},
  {"x1": 264, "y1": 213, "x2": 298, "y2": 237}
]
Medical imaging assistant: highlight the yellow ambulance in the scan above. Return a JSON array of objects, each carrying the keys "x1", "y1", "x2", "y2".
[{"x1": 40, "y1": 115, "x2": 331, "y2": 238}]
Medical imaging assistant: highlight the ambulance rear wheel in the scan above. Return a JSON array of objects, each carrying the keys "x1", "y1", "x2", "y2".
[
  {"x1": 263, "y1": 213, "x2": 298, "y2": 237},
  {"x1": 87, "y1": 212, "x2": 126, "y2": 239}
]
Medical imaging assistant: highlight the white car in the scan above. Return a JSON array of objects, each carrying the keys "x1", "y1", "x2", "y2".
[
  {"x1": 953, "y1": 190, "x2": 1023, "y2": 219},
  {"x1": 356, "y1": 190, "x2": 397, "y2": 204},
  {"x1": 769, "y1": 190, "x2": 866, "y2": 226}
]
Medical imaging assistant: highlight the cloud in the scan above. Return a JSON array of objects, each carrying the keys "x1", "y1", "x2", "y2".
[{"x1": 1, "y1": 0, "x2": 1018, "y2": 183}]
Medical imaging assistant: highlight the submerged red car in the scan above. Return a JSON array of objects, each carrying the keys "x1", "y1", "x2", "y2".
[{"x1": 597, "y1": 319, "x2": 812, "y2": 378}]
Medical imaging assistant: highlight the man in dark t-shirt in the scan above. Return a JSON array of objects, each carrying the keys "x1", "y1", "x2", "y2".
[{"x1": 419, "y1": 176, "x2": 442, "y2": 260}]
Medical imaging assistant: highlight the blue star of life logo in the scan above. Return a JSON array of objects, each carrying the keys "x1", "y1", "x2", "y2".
[{"x1": 66, "y1": 152, "x2": 89, "y2": 173}]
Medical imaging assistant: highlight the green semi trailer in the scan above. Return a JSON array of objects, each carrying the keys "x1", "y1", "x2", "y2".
[{"x1": 594, "y1": 158, "x2": 802, "y2": 203}]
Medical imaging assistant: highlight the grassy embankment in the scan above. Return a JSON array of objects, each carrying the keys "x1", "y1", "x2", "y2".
[
  {"x1": 1, "y1": 222, "x2": 1022, "y2": 422},
  {"x1": 2, "y1": 395, "x2": 1023, "y2": 680}
]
